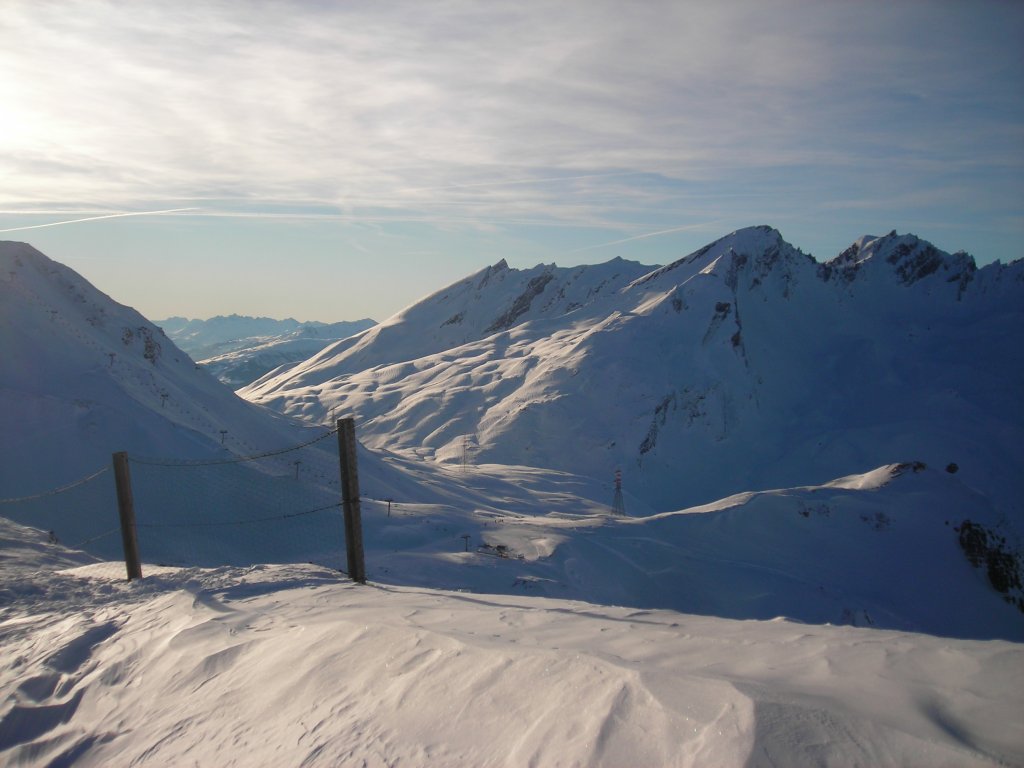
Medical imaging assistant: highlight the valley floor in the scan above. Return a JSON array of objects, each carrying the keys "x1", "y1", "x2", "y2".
[{"x1": 2, "y1": 551, "x2": 1022, "y2": 767}]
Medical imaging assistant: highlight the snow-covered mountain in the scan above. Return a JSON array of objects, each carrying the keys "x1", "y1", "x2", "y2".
[
  {"x1": 241, "y1": 255, "x2": 653, "y2": 386},
  {"x1": 3, "y1": 237, "x2": 1022, "y2": 641},
  {"x1": 1, "y1": 244, "x2": 297, "y2": 484},
  {"x1": 242, "y1": 227, "x2": 1024, "y2": 523},
  {"x1": 0, "y1": 241, "x2": 410, "y2": 552},
  {"x1": 158, "y1": 314, "x2": 376, "y2": 388}
]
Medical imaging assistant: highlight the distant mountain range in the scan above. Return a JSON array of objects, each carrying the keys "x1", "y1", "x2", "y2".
[{"x1": 158, "y1": 315, "x2": 376, "y2": 389}]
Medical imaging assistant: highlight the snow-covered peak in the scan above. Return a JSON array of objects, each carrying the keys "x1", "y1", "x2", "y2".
[
  {"x1": 705, "y1": 224, "x2": 789, "y2": 257},
  {"x1": 1, "y1": 241, "x2": 130, "y2": 328},
  {"x1": 628, "y1": 225, "x2": 811, "y2": 293},
  {"x1": 823, "y1": 230, "x2": 978, "y2": 296},
  {"x1": 1, "y1": 241, "x2": 170, "y2": 392},
  {"x1": 476, "y1": 257, "x2": 509, "y2": 286}
]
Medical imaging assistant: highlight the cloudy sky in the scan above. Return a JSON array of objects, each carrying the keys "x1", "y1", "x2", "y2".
[{"x1": 2, "y1": 0, "x2": 1022, "y2": 322}]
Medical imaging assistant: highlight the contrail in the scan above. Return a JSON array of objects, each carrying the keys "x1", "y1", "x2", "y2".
[
  {"x1": 568, "y1": 221, "x2": 721, "y2": 253},
  {"x1": 0, "y1": 207, "x2": 198, "y2": 233}
]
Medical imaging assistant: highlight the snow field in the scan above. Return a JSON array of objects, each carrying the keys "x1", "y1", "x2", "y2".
[{"x1": 2, "y1": 552, "x2": 1021, "y2": 766}]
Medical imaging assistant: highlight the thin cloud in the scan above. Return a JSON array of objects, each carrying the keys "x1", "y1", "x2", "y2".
[{"x1": 0, "y1": 1, "x2": 1020, "y2": 251}]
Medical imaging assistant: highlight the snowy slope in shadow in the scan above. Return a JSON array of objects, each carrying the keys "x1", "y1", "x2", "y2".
[{"x1": 356, "y1": 461, "x2": 1024, "y2": 641}]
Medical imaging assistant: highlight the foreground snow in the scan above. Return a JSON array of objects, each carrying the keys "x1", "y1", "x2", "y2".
[{"x1": 2, "y1": 537, "x2": 1022, "y2": 767}]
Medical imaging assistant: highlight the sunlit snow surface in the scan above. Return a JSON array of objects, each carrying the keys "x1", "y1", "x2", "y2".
[{"x1": 1, "y1": 517, "x2": 1022, "y2": 767}]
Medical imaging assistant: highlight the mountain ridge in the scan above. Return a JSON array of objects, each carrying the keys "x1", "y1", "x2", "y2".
[
  {"x1": 242, "y1": 226, "x2": 1024, "y2": 517},
  {"x1": 2, "y1": 236, "x2": 1023, "y2": 640}
]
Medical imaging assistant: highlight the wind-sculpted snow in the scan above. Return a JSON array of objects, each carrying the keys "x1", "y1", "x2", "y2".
[{"x1": 1, "y1": 518, "x2": 1022, "y2": 766}]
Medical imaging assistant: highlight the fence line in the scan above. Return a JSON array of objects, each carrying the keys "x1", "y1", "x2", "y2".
[
  {"x1": 129, "y1": 426, "x2": 340, "y2": 467},
  {"x1": 136, "y1": 501, "x2": 342, "y2": 529},
  {"x1": 0, "y1": 465, "x2": 110, "y2": 504},
  {"x1": 1, "y1": 419, "x2": 366, "y2": 583},
  {"x1": 71, "y1": 526, "x2": 122, "y2": 550}
]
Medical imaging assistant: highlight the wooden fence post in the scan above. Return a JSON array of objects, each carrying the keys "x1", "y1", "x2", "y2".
[
  {"x1": 337, "y1": 418, "x2": 366, "y2": 583},
  {"x1": 112, "y1": 451, "x2": 143, "y2": 581}
]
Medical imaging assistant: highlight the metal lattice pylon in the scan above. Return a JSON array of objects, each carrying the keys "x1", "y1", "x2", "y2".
[{"x1": 612, "y1": 469, "x2": 626, "y2": 515}]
